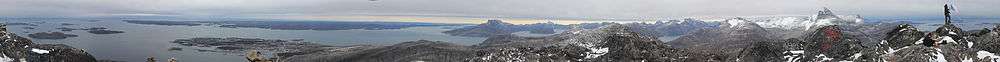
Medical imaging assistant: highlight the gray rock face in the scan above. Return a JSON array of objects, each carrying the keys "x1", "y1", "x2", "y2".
[
  {"x1": 972, "y1": 26, "x2": 1000, "y2": 53},
  {"x1": 884, "y1": 24, "x2": 924, "y2": 48},
  {"x1": 0, "y1": 24, "x2": 98, "y2": 62}
]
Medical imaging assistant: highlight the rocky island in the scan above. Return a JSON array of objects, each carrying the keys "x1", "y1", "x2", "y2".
[
  {"x1": 27, "y1": 32, "x2": 78, "y2": 39},
  {"x1": 123, "y1": 20, "x2": 202, "y2": 26},
  {"x1": 2, "y1": 22, "x2": 37, "y2": 26},
  {"x1": 56, "y1": 27, "x2": 107, "y2": 31},
  {"x1": 170, "y1": 37, "x2": 336, "y2": 55},
  {"x1": 57, "y1": 27, "x2": 126, "y2": 34}
]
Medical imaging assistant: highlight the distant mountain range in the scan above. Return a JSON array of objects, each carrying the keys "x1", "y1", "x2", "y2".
[{"x1": 276, "y1": 6, "x2": 1000, "y2": 62}]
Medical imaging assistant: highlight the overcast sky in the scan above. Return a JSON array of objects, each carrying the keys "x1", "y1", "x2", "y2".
[{"x1": 0, "y1": 0, "x2": 996, "y2": 18}]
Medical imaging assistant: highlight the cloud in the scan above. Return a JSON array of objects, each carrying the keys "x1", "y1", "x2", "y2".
[{"x1": 0, "y1": 0, "x2": 995, "y2": 18}]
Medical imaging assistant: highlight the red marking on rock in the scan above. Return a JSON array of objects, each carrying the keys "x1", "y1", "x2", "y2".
[{"x1": 819, "y1": 27, "x2": 840, "y2": 52}]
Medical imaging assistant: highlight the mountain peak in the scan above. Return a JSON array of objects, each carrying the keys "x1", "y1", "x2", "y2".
[
  {"x1": 815, "y1": 7, "x2": 840, "y2": 21},
  {"x1": 721, "y1": 18, "x2": 766, "y2": 30}
]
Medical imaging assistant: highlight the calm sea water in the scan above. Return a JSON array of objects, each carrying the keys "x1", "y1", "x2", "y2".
[{"x1": 3, "y1": 18, "x2": 486, "y2": 62}]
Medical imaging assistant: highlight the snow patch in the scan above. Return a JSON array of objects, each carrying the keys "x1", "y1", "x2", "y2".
[
  {"x1": 584, "y1": 47, "x2": 609, "y2": 59},
  {"x1": 914, "y1": 38, "x2": 925, "y2": 45},
  {"x1": 976, "y1": 51, "x2": 1000, "y2": 61},
  {"x1": 962, "y1": 58, "x2": 974, "y2": 62},
  {"x1": 967, "y1": 41, "x2": 974, "y2": 48},
  {"x1": 850, "y1": 52, "x2": 863, "y2": 60},
  {"x1": 30, "y1": 48, "x2": 50, "y2": 54},
  {"x1": 931, "y1": 48, "x2": 947, "y2": 62},
  {"x1": 788, "y1": 50, "x2": 804, "y2": 54},
  {"x1": 1, "y1": 53, "x2": 13, "y2": 62},
  {"x1": 940, "y1": 36, "x2": 958, "y2": 44},
  {"x1": 949, "y1": 32, "x2": 958, "y2": 35},
  {"x1": 816, "y1": 54, "x2": 833, "y2": 61}
]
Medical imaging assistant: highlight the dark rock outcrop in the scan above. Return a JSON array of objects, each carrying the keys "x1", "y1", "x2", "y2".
[{"x1": 883, "y1": 24, "x2": 924, "y2": 48}]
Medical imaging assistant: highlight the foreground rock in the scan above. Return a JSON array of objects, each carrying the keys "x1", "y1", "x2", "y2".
[
  {"x1": 27, "y1": 32, "x2": 78, "y2": 39},
  {"x1": 1, "y1": 24, "x2": 98, "y2": 62}
]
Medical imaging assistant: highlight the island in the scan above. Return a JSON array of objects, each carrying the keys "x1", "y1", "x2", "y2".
[
  {"x1": 170, "y1": 37, "x2": 335, "y2": 54},
  {"x1": 57, "y1": 27, "x2": 107, "y2": 31},
  {"x1": 87, "y1": 30, "x2": 125, "y2": 34},
  {"x1": 27, "y1": 32, "x2": 79, "y2": 39},
  {"x1": 4, "y1": 22, "x2": 38, "y2": 26},
  {"x1": 123, "y1": 20, "x2": 202, "y2": 26}
]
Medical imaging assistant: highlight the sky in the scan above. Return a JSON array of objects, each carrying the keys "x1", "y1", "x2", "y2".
[{"x1": 0, "y1": 0, "x2": 997, "y2": 21}]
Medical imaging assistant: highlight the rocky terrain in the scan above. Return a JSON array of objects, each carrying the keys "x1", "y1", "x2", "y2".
[
  {"x1": 27, "y1": 32, "x2": 78, "y2": 39},
  {"x1": 1, "y1": 24, "x2": 98, "y2": 62}
]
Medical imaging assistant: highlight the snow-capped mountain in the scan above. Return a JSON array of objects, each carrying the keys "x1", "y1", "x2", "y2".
[{"x1": 753, "y1": 8, "x2": 865, "y2": 30}]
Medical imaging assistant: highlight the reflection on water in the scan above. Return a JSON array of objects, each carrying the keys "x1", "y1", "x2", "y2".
[{"x1": 3, "y1": 19, "x2": 485, "y2": 62}]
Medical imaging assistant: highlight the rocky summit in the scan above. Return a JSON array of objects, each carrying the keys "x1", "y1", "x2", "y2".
[{"x1": 0, "y1": 24, "x2": 98, "y2": 62}]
